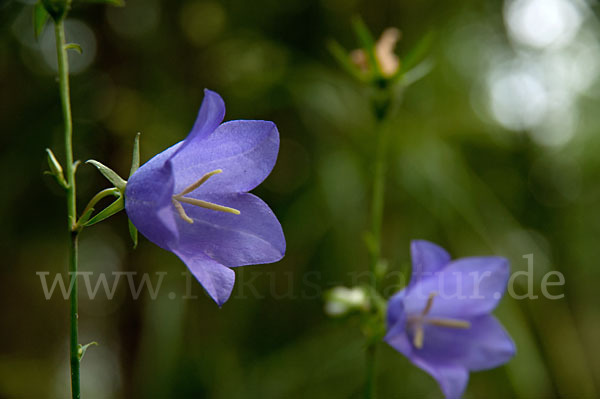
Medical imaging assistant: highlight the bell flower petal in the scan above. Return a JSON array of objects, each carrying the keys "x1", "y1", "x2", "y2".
[
  {"x1": 403, "y1": 256, "x2": 509, "y2": 318},
  {"x1": 410, "y1": 239, "x2": 451, "y2": 286},
  {"x1": 172, "y1": 248, "x2": 235, "y2": 306},
  {"x1": 385, "y1": 240, "x2": 515, "y2": 399},
  {"x1": 169, "y1": 120, "x2": 280, "y2": 194},
  {"x1": 125, "y1": 160, "x2": 178, "y2": 250},
  {"x1": 125, "y1": 89, "x2": 285, "y2": 306},
  {"x1": 176, "y1": 192, "x2": 285, "y2": 267}
]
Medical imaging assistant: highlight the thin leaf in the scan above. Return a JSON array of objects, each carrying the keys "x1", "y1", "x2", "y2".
[
  {"x1": 398, "y1": 30, "x2": 435, "y2": 76},
  {"x1": 129, "y1": 132, "x2": 140, "y2": 177},
  {"x1": 78, "y1": 341, "x2": 98, "y2": 361},
  {"x1": 64, "y1": 43, "x2": 82, "y2": 54},
  {"x1": 351, "y1": 16, "x2": 375, "y2": 52},
  {"x1": 351, "y1": 16, "x2": 379, "y2": 75},
  {"x1": 45, "y1": 148, "x2": 68, "y2": 188},
  {"x1": 84, "y1": 196, "x2": 124, "y2": 226},
  {"x1": 128, "y1": 219, "x2": 138, "y2": 249},
  {"x1": 86, "y1": 160, "x2": 127, "y2": 191},
  {"x1": 327, "y1": 40, "x2": 366, "y2": 82},
  {"x1": 78, "y1": 207, "x2": 95, "y2": 226},
  {"x1": 33, "y1": 1, "x2": 49, "y2": 39}
]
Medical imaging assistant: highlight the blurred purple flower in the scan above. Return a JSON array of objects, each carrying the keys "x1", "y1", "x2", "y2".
[
  {"x1": 125, "y1": 89, "x2": 285, "y2": 306},
  {"x1": 385, "y1": 240, "x2": 515, "y2": 398}
]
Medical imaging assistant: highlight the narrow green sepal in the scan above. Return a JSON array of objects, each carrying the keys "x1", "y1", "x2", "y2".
[
  {"x1": 327, "y1": 40, "x2": 366, "y2": 82},
  {"x1": 83, "y1": 195, "x2": 124, "y2": 226},
  {"x1": 395, "y1": 30, "x2": 435, "y2": 80},
  {"x1": 78, "y1": 207, "x2": 95, "y2": 226},
  {"x1": 33, "y1": 1, "x2": 50, "y2": 39},
  {"x1": 129, "y1": 132, "x2": 140, "y2": 177},
  {"x1": 351, "y1": 16, "x2": 376, "y2": 53},
  {"x1": 351, "y1": 16, "x2": 380, "y2": 76},
  {"x1": 128, "y1": 219, "x2": 138, "y2": 249},
  {"x1": 45, "y1": 148, "x2": 68, "y2": 188},
  {"x1": 86, "y1": 160, "x2": 127, "y2": 191},
  {"x1": 64, "y1": 43, "x2": 82, "y2": 54},
  {"x1": 77, "y1": 341, "x2": 98, "y2": 361}
]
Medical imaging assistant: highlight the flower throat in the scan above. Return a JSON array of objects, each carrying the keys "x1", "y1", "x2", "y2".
[{"x1": 172, "y1": 169, "x2": 241, "y2": 224}]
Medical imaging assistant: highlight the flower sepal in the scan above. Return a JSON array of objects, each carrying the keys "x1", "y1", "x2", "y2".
[
  {"x1": 77, "y1": 341, "x2": 98, "y2": 361},
  {"x1": 44, "y1": 148, "x2": 68, "y2": 189},
  {"x1": 81, "y1": 194, "x2": 124, "y2": 227},
  {"x1": 74, "y1": 134, "x2": 141, "y2": 235},
  {"x1": 324, "y1": 286, "x2": 370, "y2": 317},
  {"x1": 86, "y1": 159, "x2": 127, "y2": 192}
]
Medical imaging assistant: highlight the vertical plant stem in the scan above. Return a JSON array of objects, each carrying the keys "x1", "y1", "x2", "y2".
[
  {"x1": 364, "y1": 341, "x2": 378, "y2": 399},
  {"x1": 69, "y1": 231, "x2": 80, "y2": 399},
  {"x1": 364, "y1": 98, "x2": 390, "y2": 399},
  {"x1": 55, "y1": 19, "x2": 80, "y2": 399}
]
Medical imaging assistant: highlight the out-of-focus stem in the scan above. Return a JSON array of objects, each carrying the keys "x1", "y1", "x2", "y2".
[
  {"x1": 364, "y1": 93, "x2": 391, "y2": 399},
  {"x1": 55, "y1": 19, "x2": 81, "y2": 399}
]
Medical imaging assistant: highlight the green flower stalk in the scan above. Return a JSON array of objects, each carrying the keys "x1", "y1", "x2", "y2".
[{"x1": 327, "y1": 17, "x2": 434, "y2": 399}]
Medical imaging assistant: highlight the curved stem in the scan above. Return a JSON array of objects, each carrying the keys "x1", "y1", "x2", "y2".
[{"x1": 55, "y1": 19, "x2": 80, "y2": 399}]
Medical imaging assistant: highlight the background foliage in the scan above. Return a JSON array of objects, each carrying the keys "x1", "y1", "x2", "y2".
[{"x1": 1, "y1": 0, "x2": 600, "y2": 397}]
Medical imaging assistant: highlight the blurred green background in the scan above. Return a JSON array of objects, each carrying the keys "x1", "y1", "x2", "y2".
[{"x1": 2, "y1": 0, "x2": 600, "y2": 397}]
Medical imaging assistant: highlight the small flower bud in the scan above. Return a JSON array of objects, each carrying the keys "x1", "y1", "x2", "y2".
[
  {"x1": 46, "y1": 148, "x2": 68, "y2": 188},
  {"x1": 324, "y1": 286, "x2": 369, "y2": 317}
]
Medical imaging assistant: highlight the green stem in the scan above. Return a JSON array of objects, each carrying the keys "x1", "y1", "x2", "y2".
[
  {"x1": 364, "y1": 343, "x2": 378, "y2": 399},
  {"x1": 69, "y1": 231, "x2": 80, "y2": 399},
  {"x1": 369, "y1": 119, "x2": 387, "y2": 288},
  {"x1": 55, "y1": 19, "x2": 80, "y2": 399},
  {"x1": 364, "y1": 94, "x2": 391, "y2": 399}
]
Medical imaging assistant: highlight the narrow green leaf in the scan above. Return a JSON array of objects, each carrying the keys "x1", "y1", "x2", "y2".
[
  {"x1": 46, "y1": 148, "x2": 64, "y2": 176},
  {"x1": 78, "y1": 207, "x2": 95, "y2": 226},
  {"x1": 64, "y1": 43, "x2": 82, "y2": 54},
  {"x1": 129, "y1": 132, "x2": 140, "y2": 177},
  {"x1": 128, "y1": 219, "x2": 138, "y2": 249},
  {"x1": 83, "y1": 196, "x2": 124, "y2": 226},
  {"x1": 45, "y1": 148, "x2": 68, "y2": 188},
  {"x1": 399, "y1": 30, "x2": 435, "y2": 76},
  {"x1": 351, "y1": 16, "x2": 375, "y2": 52},
  {"x1": 351, "y1": 16, "x2": 380, "y2": 75},
  {"x1": 33, "y1": 1, "x2": 50, "y2": 39},
  {"x1": 78, "y1": 341, "x2": 98, "y2": 361},
  {"x1": 327, "y1": 40, "x2": 366, "y2": 82},
  {"x1": 86, "y1": 160, "x2": 127, "y2": 191}
]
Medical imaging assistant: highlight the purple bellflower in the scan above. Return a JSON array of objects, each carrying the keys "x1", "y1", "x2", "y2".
[
  {"x1": 125, "y1": 89, "x2": 285, "y2": 306},
  {"x1": 385, "y1": 240, "x2": 515, "y2": 398}
]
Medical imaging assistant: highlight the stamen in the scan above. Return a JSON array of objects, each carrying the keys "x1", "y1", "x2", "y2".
[
  {"x1": 413, "y1": 325, "x2": 425, "y2": 349},
  {"x1": 427, "y1": 318, "x2": 471, "y2": 329},
  {"x1": 421, "y1": 291, "x2": 437, "y2": 316},
  {"x1": 174, "y1": 196, "x2": 241, "y2": 215},
  {"x1": 409, "y1": 291, "x2": 471, "y2": 350},
  {"x1": 172, "y1": 199, "x2": 193, "y2": 224},
  {"x1": 171, "y1": 169, "x2": 241, "y2": 222},
  {"x1": 178, "y1": 169, "x2": 223, "y2": 196}
]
